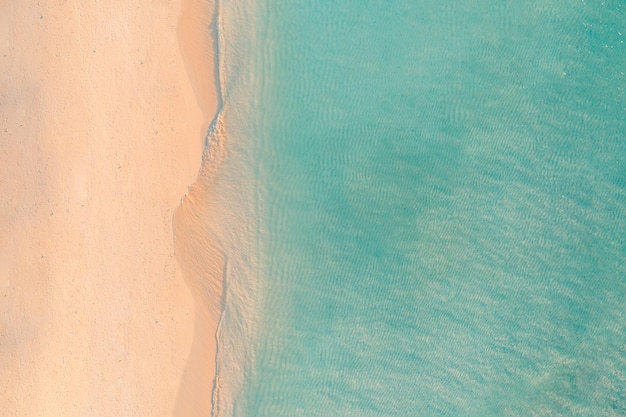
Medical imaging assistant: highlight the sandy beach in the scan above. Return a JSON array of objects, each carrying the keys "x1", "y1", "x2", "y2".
[{"x1": 1, "y1": 0, "x2": 221, "y2": 416}]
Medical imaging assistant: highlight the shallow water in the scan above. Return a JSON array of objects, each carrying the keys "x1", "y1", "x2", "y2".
[{"x1": 213, "y1": 1, "x2": 626, "y2": 416}]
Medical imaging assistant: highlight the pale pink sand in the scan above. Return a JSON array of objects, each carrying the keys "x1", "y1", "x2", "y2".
[{"x1": 0, "y1": 0, "x2": 221, "y2": 416}]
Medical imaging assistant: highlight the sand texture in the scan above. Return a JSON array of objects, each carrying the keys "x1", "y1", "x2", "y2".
[{"x1": 0, "y1": 0, "x2": 221, "y2": 415}]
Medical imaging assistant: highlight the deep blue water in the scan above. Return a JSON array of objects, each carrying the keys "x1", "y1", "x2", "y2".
[{"x1": 213, "y1": 1, "x2": 626, "y2": 416}]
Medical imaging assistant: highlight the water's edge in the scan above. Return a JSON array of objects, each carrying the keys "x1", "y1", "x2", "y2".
[{"x1": 172, "y1": 0, "x2": 229, "y2": 414}]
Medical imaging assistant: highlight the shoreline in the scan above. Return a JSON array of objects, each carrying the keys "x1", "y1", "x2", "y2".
[
  {"x1": 174, "y1": 0, "x2": 226, "y2": 416},
  {"x1": 1, "y1": 0, "x2": 222, "y2": 415}
]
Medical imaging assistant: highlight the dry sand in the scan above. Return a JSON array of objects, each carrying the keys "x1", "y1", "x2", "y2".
[{"x1": 0, "y1": 0, "x2": 222, "y2": 416}]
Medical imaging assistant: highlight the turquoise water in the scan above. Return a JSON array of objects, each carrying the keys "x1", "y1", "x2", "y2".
[{"x1": 213, "y1": 0, "x2": 626, "y2": 416}]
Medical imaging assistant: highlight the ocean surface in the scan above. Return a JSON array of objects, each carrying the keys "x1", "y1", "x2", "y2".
[{"x1": 210, "y1": 0, "x2": 626, "y2": 416}]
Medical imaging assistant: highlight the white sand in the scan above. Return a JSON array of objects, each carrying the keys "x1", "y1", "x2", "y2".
[{"x1": 0, "y1": 0, "x2": 221, "y2": 415}]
